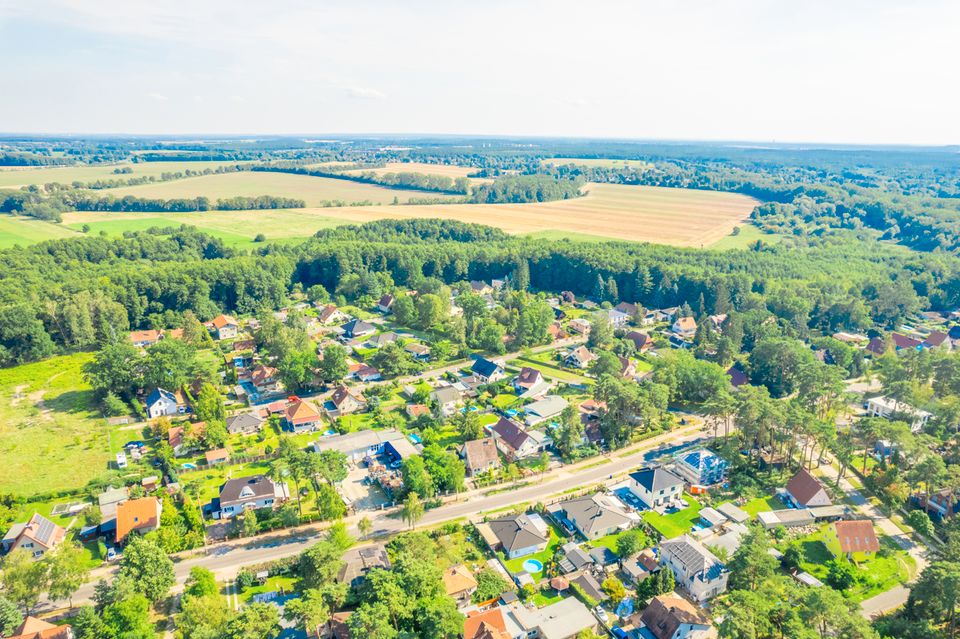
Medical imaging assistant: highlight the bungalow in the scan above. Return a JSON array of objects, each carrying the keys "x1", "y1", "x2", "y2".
[
  {"x1": 2, "y1": 514, "x2": 65, "y2": 558},
  {"x1": 226, "y1": 412, "x2": 264, "y2": 436},
  {"x1": 565, "y1": 345, "x2": 596, "y2": 369},
  {"x1": 250, "y1": 364, "x2": 282, "y2": 394},
  {"x1": 431, "y1": 386, "x2": 463, "y2": 417},
  {"x1": 783, "y1": 468, "x2": 832, "y2": 508},
  {"x1": 317, "y1": 304, "x2": 349, "y2": 325},
  {"x1": 513, "y1": 367, "x2": 545, "y2": 394},
  {"x1": 404, "y1": 342, "x2": 431, "y2": 360},
  {"x1": 568, "y1": 318, "x2": 591, "y2": 335},
  {"x1": 313, "y1": 428, "x2": 411, "y2": 463},
  {"x1": 129, "y1": 329, "x2": 162, "y2": 348},
  {"x1": 216, "y1": 475, "x2": 288, "y2": 519},
  {"x1": 607, "y1": 308, "x2": 631, "y2": 328},
  {"x1": 674, "y1": 449, "x2": 728, "y2": 486},
  {"x1": 338, "y1": 543, "x2": 391, "y2": 588},
  {"x1": 461, "y1": 437, "x2": 501, "y2": 477},
  {"x1": 865, "y1": 395, "x2": 931, "y2": 433},
  {"x1": 660, "y1": 534, "x2": 729, "y2": 602},
  {"x1": 625, "y1": 330, "x2": 654, "y2": 353},
  {"x1": 354, "y1": 364, "x2": 382, "y2": 383},
  {"x1": 866, "y1": 337, "x2": 887, "y2": 356},
  {"x1": 206, "y1": 314, "x2": 240, "y2": 340},
  {"x1": 557, "y1": 493, "x2": 638, "y2": 540},
  {"x1": 366, "y1": 331, "x2": 398, "y2": 349},
  {"x1": 283, "y1": 398, "x2": 324, "y2": 432},
  {"x1": 443, "y1": 564, "x2": 478, "y2": 607},
  {"x1": 923, "y1": 331, "x2": 952, "y2": 351},
  {"x1": 523, "y1": 395, "x2": 569, "y2": 427},
  {"x1": 324, "y1": 386, "x2": 366, "y2": 418},
  {"x1": 376, "y1": 294, "x2": 395, "y2": 314},
  {"x1": 406, "y1": 403, "x2": 430, "y2": 419},
  {"x1": 485, "y1": 513, "x2": 550, "y2": 559},
  {"x1": 168, "y1": 422, "x2": 204, "y2": 457},
  {"x1": 628, "y1": 467, "x2": 684, "y2": 508},
  {"x1": 489, "y1": 417, "x2": 546, "y2": 460},
  {"x1": 472, "y1": 357, "x2": 505, "y2": 383},
  {"x1": 146, "y1": 388, "x2": 186, "y2": 419},
  {"x1": 826, "y1": 519, "x2": 880, "y2": 560},
  {"x1": 339, "y1": 318, "x2": 376, "y2": 340},
  {"x1": 657, "y1": 307, "x2": 680, "y2": 322},
  {"x1": 205, "y1": 448, "x2": 230, "y2": 465},
  {"x1": 892, "y1": 333, "x2": 923, "y2": 351},
  {"x1": 115, "y1": 497, "x2": 162, "y2": 544},
  {"x1": 672, "y1": 317, "x2": 697, "y2": 339},
  {"x1": 639, "y1": 593, "x2": 715, "y2": 639},
  {"x1": 504, "y1": 597, "x2": 598, "y2": 639}
]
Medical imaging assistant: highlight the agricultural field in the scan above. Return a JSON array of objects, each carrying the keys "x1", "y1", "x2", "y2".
[
  {"x1": 0, "y1": 160, "x2": 250, "y2": 189},
  {"x1": 102, "y1": 171, "x2": 445, "y2": 206},
  {"x1": 0, "y1": 352, "x2": 111, "y2": 496},
  {"x1": 344, "y1": 161, "x2": 479, "y2": 179},
  {"x1": 0, "y1": 215, "x2": 80, "y2": 247},
  {"x1": 540, "y1": 157, "x2": 653, "y2": 169}
]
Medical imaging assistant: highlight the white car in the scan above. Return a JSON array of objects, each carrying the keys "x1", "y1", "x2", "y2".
[{"x1": 594, "y1": 606, "x2": 609, "y2": 624}]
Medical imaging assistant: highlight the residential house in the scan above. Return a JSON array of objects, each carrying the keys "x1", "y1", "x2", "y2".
[
  {"x1": 366, "y1": 331, "x2": 398, "y2": 348},
  {"x1": 168, "y1": 422, "x2": 204, "y2": 457},
  {"x1": 313, "y1": 428, "x2": 412, "y2": 463},
  {"x1": 465, "y1": 608, "x2": 510, "y2": 639},
  {"x1": 484, "y1": 513, "x2": 550, "y2": 559},
  {"x1": 406, "y1": 403, "x2": 430, "y2": 419},
  {"x1": 129, "y1": 329, "x2": 162, "y2": 348},
  {"x1": 565, "y1": 345, "x2": 596, "y2": 369},
  {"x1": 672, "y1": 317, "x2": 697, "y2": 339},
  {"x1": 337, "y1": 543, "x2": 391, "y2": 588},
  {"x1": 2, "y1": 514, "x2": 65, "y2": 558},
  {"x1": 443, "y1": 564, "x2": 478, "y2": 607},
  {"x1": 4, "y1": 617, "x2": 73, "y2": 639},
  {"x1": 489, "y1": 417, "x2": 546, "y2": 460},
  {"x1": 639, "y1": 593, "x2": 716, "y2": 639},
  {"x1": 513, "y1": 367, "x2": 544, "y2": 394},
  {"x1": 557, "y1": 493, "x2": 638, "y2": 540},
  {"x1": 431, "y1": 386, "x2": 463, "y2": 417},
  {"x1": 283, "y1": 398, "x2": 324, "y2": 432},
  {"x1": 339, "y1": 318, "x2": 376, "y2": 340},
  {"x1": 615, "y1": 302, "x2": 639, "y2": 317},
  {"x1": 97, "y1": 486, "x2": 129, "y2": 524},
  {"x1": 207, "y1": 314, "x2": 240, "y2": 340},
  {"x1": 657, "y1": 307, "x2": 680, "y2": 322},
  {"x1": 674, "y1": 449, "x2": 728, "y2": 486},
  {"x1": 628, "y1": 467, "x2": 684, "y2": 508},
  {"x1": 354, "y1": 364, "x2": 382, "y2": 382},
  {"x1": 607, "y1": 308, "x2": 631, "y2": 328},
  {"x1": 708, "y1": 314, "x2": 728, "y2": 331},
  {"x1": 115, "y1": 497, "x2": 162, "y2": 544},
  {"x1": 205, "y1": 448, "x2": 229, "y2": 465},
  {"x1": 324, "y1": 386, "x2": 366, "y2": 419},
  {"x1": 923, "y1": 331, "x2": 952, "y2": 351},
  {"x1": 568, "y1": 318, "x2": 591, "y2": 335},
  {"x1": 250, "y1": 364, "x2": 282, "y2": 395},
  {"x1": 472, "y1": 357, "x2": 505, "y2": 383},
  {"x1": 317, "y1": 304, "x2": 348, "y2": 325},
  {"x1": 892, "y1": 333, "x2": 923, "y2": 351},
  {"x1": 618, "y1": 356, "x2": 637, "y2": 379},
  {"x1": 523, "y1": 395, "x2": 569, "y2": 427},
  {"x1": 226, "y1": 412, "x2": 264, "y2": 436},
  {"x1": 625, "y1": 330, "x2": 654, "y2": 353},
  {"x1": 404, "y1": 342, "x2": 431, "y2": 360},
  {"x1": 659, "y1": 534, "x2": 729, "y2": 602},
  {"x1": 557, "y1": 541, "x2": 596, "y2": 575},
  {"x1": 216, "y1": 475, "x2": 288, "y2": 519},
  {"x1": 865, "y1": 395, "x2": 932, "y2": 433},
  {"x1": 784, "y1": 468, "x2": 832, "y2": 508},
  {"x1": 376, "y1": 294, "x2": 395, "y2": 313},
  {"x1": 866, "y1": 336, "x2": 887, "y2": 356},
  {"x1": 145, "y1": 388, "x2": 185, "y2": 419},
  {"x1": 501, "y1": 597, "x2": 598, "y2": 639},
  {"x1": 461, "y1": 437, "x2": 502, "y2": 477},
  {"x1": 826, "y1": 520, "x2": 880, "y2": 560},
  {"x1": 470, "y1": 280, "x2": 493, "y2": 295}
]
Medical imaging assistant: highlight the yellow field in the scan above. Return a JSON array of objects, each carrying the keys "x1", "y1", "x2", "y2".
[
  {"x1": 62, "y1": 183, "x2": 757, "y2": 247},
  {"x1": 0, "y1": 161, "x2": 251, "y2": 189},
  {"x1": 344, "y1": 161, "x2": 478, "y2": 179},
  {"x1": 102, "y1": 171, "x2": 445, "y2": 206},
  {"x1": 541, "y1": 157, "x2": 652, "y2": 169}
]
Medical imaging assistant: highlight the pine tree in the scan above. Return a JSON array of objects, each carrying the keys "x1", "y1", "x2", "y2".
[{"x1": 606, "y1": 277, "x2": 619, "y2": 303}]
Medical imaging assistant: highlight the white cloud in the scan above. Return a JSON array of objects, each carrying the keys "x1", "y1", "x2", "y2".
[{"x1": 346, "y1": 86, "x2": 386, "y2": 101}]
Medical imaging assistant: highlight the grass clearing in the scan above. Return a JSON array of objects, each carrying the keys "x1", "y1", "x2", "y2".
[
  {"x1": 0, "y1": 216, "x2": 80, "y2": 248},
  {"x1": 739, "y1": 495, "x2": 787, "y2": 517},
  {"x1": 0, "y1": 353, "x2": 110, "y2": 496},
  {"x1": 0, "y1": 161, "x2": 251, "y2": 189},
  {"x1": 642, "y1": 494, "x2": 702, "y2": 539},
  {"x1": 235, "y1": 575, "x2": 298, "y2": 605},
  {"x1": 710, "y1": 223, "x2": 786, "y2": 250}
]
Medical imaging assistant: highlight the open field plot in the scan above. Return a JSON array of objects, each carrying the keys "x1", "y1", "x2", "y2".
[
  {"x1": 344, "y1": 162, "x2": 480, "y2": 179},
  {"x1": 0, "y1": 161, "x2": 250, "y2": 189},
  {"x1": 540, "y1": 157, "x2": 653, "y2": 170},
  {"x1": 103, "y1": 171, "x2": 445, "y2": 206},
  {"x1": 710, "y1": 223, "x2": 786, "y2": 250},
  {"x1": 0, "y1": 215, "x2": 80, "y2": 247},
  {"x1": 0, "y1": 353, "x2": 111, "y2": 496}
]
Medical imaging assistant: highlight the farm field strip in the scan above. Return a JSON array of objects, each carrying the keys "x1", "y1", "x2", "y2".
[
  {"x1": 0, "y1": 216, "x2": 81, "y2": 247},
  {"x1": 344, "y1": 161, "x2": 479, "y2": 179},
  {"x1": 0, "y1": 160, "x2": 251, "y2": 189}
]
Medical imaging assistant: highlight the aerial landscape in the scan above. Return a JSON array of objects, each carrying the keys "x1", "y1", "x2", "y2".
[{"x1": 2, "y1": 2, "x2": 960, "y2": 639}]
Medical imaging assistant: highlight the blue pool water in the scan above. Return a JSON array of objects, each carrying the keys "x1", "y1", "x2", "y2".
[
  {"x1": 522, "y1": 559, "x2": 543, "y2": 573},
  {"x1": 181, "y1": 463, "x2": 197, "y2": 469},
  {"x1": 409, "y1": 433, "x2": 423, "y2": 444}
]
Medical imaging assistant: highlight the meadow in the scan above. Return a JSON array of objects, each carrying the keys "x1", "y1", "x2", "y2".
[
  {"x1": 103, "y1": 171, "x2": 446, "y2": 206},
  {"x1": 0, "y1": 352, "x2": 112, "y2": 496},
  {"x1": 0, "y1": 215, "x2": 81, "y2": 247},
  {"x1": 0, "y1": 160, "x2": 250, "y2": 189}
]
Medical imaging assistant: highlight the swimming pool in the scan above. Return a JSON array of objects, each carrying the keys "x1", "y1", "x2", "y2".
[{"x1": 522, "y1": 559, "x2": 543, "y2": 573}]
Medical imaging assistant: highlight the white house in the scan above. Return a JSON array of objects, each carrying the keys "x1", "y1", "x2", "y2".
[
  {"x1": 216, "y1": 475, "x2": 288, "y2": 519},
  {"x1": 628, "y1": 467, "x2": 684, "y2": 508},
  {"x1": 660, "y1": 535, "x2": 729, "y2": 602},
  {"x1": 565, "y1": 345, "x2": 597, "y2": 369},
  {"x1": 672, "y1": 317, "x2": 697, "y2": 339},
  {"x1": 146, "y1": 388, "x2": 184, "y2": 419},
  {"x1": 865, "y1": 395, "x2": 932, "y2": 433}
]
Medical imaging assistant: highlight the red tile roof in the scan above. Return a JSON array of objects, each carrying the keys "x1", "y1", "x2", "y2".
[{"x1": 834, "y1": 519, "x2": 880, "y2": 554}]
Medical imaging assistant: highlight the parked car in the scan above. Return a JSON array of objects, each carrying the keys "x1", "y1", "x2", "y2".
[
  {"x1": 106, "y1": 547, "x2": 118, "y2": 561},
  {"x1": 594, "y1": 606, "x2": 609, "y2": 624},
  {"x1": 611, "y1": 628, "x2": 628, "y2": 639}
]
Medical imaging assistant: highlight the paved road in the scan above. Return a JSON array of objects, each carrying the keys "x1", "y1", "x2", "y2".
[
  {"x1": 816, "y1": 462, "x2": 927, "y2": 617},
  {"x1": 47, "y1": 420, "x2": 709, "y2": 610}
]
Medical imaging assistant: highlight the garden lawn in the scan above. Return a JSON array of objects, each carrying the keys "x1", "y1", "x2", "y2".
[
  {"x1": 236, "y1": 575, "x2": 298, "y2": 605},
  {"x1": 642, "y1": 495, "x2": 702, "y2": 539},
  {"x1": 503, "y1": 523, "x2": 567, "y2": 582},
  {"x1": 513, "y1": 357, "x2": 591, "y2": 385},
  {"x1": 491, "y1": 392, "x2": 521, "y2": 410},
  {"x1": 533, "y1": 590, "x2": 565, "y2": 607},
  {"x1": 738, "y1": 495, "x2": 786, "y2": 518}
]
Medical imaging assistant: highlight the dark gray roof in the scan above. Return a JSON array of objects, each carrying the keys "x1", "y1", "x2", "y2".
[
  {"x1": 488, "y1": 514, "x2": 548, "y2": 553},
  {"x1": 559, "y1": 493, "x2": 632, "y2": 537},
  {"x1": 571, "y1": 572, "x2": 605, "y2": 601},
  {"x1": 490, "y1": 417, "x2": 532, "y2": 452},
  {"x1": 661, "y1": 535, "x2": 724, "y2": 578},
  {"x1": 629, "y1": 467, "x2": 684, "y2": 493},
  {"x1": 472, "y1": 357, "x2": 502, "y2": 378},
  {"x1": 341, "y1": 318, "x2": 375, "y2": 337},
  {"x1": 219, "y1": 475, "x2": 276, "y2": 507},
  {"x1": 226, "y1": 412, "x2": 264, "y2": 433}
]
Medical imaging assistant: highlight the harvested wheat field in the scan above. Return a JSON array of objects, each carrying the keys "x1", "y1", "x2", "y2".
[{"x1": 0, "y1": 160, "x2": 250, "y2": 189}]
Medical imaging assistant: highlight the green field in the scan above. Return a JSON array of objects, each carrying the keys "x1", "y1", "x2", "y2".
[
  {"x1": 0, "y1": 353, "x2": 111, "y2": 496},
  {"x1": 710, "y1": 224, "x2": 786, "y2": 250},
  {"x1": 0, "y1": 161, "x2": 251, "y2": 189},
  {"x1": 103, "y1": 171, "x2": 444, "y2": 206},
  {"x1": 0, "y1": 216, "x2": 80, "y2": 247}
]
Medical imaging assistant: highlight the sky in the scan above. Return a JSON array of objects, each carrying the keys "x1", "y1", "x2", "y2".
[{"x1": 1, "y1": 0, "x2": 958, "y2": 145}]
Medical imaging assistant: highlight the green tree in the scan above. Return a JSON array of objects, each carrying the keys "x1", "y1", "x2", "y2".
[
  {"x1": 43, "y1": 543, "x2": 89, "y2": 607},
  {"x1": 402, "y1": 492, "x2": 425, "y2": 529},
  {"x1": 727, "y1": 525, "x2": 778, "y2": 591},
  {"x1": 472, "y1": 568, "x2": 510, "y2": 603},
  {"x1": 0, "y1": 549, "x2": 47, "y2": 611},
  {"x1": 226, "y1": 602, "x2": 281, "y2": 639},
  {"x1": 587, "y1": 312, "x2": 614, "y2": 349},
  {"x1": 0, "y1": 597, "x2": 21, "y2": 637},
  {"x1": 183, "y1": 567, "x2": 218, "y2": 600},
  {"x1": 83, "y1": 341, "x2": 142, "y2": 399},
  {"x1": 317, "y1": 343, "x2": 349, "y2": 382},
  {"x1": 358, "y1": 516, "x2": 373, "y2": 540},
  {"x1": 601, "y1": 576, "x2": 626, "y2": 601},
  {"x1": 142, "y1": 338, "x2": 200, "y2": 391},
  {"x1": 615, "y1": 529, "x2": 646, "y2": 558},
  {"x1": 118, "y1": 536, "x2": 175, "y2": 603},
  {"x1": 348, "y1": 602, "x2": 398, "y2": 639}
]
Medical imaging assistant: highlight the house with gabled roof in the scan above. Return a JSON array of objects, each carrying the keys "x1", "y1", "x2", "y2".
[
  {"x1": 339, "y1": 318, "x2": 376, "y2": 340},
  {"x1": 129, "y1": 329, "x2": 162, "y2": 348},
  {"x1": 366, "y1": 331, "x2": 398, "y2": 349},
  {"x1": 443, "y1": 564, "x2": 478, "y2": 606},
  {"x1": 784, "y1": 468, "x2": 831, "y2": 508},
  {"x1": 523, "y1": 395, "x2": 568, "y2": 427},
  {"x1": 485, "y1": 513, "x2": 550, "y2": 559},
  {"x1": 226, "y1": 411, "x2": 264, "y2": 436},
  {"x1": 923, "y1": 330, "x2": 952, "y2": 351},
  {"x1": 317, "y1": 303, "x2": 349, "y2": 325},
  {"x1": 2, "y1": 513, "x2": 65, "y2": 558},
  {"x1": 465, "y1": 608, "x2": 510, "y2": 639},
  {"x1": 672, "y1": 316, "x2": 697, "y2": 339},
  {"x1": 431, "y1": 385, "x2": 463, "y2": 417},
  {"x1": 639, "y1": 593, "x2": 715, "y2": 639},
  {"x1": 660, "y1": 534, "x2": 729, "y2": 602},
  {"x1": 206, "y1": 314, "x2": 239, "y2": 340},
  {"x1": 283, "y1": 398, "x2": 324, "y2": 432},
  {"x1": 826, "y1": 519, "x2": 880, "y2": 560},
  {"x1": 565, "y1": 345, "x2": 596, "y2": 369},
  {"x1": 5, "y1": 616, "x2": 73, "y2": 639},
  {"x1": 615, "y1": 302, "x2": 639, "y2": 317},
  {"x1": 376, "y1": 294, "x2": 395, "y2": 313},
  {"x1": 337, "y1": 543, "x2": 391, "y2": 588},
  {"x1": 146, "y1": 388, "x2": 186, "y2": 419},
  {"x1": 607, "y1": 308, "x2": 631, "y2": 328},
  {"x1": 726, "y1": 364, "x2": 748, "y2": 388},
  {"x1": 489, "y1": 417, "x2": 547, "y2": 460},
  {"x1": 404, "y1": 342, "x2": 431, "y2": 360},
  {"x1": 625, "y1": 330, "x2": 654, "y2": 353},
  {"x1": 628, "y1": 467, "x2": 684, "y2": 508},
  {"x1": 216, "y1": 475, "x2": 288, "y2": 519},
  {"x1": 472, "y1": 357, "x2": 505, "y2": 383},
  {"x1": 250, "y1": 364, "x2": 282, "y2": 394},
  {"x1": 461, "y1": 437, "x2": 501, "y2": 477},
  {"x1": 557, "y1": 492, "x2": 639, "y2": 540},
  {"x1": 324, "y1": 385, "x2": 366, "y2": 418},
  {"x1": 115, "y1": 497, "x2": 161, "y2": 544},
  {"x1": 513, "y1": 367, "x2": 544, "y2": 394}
]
